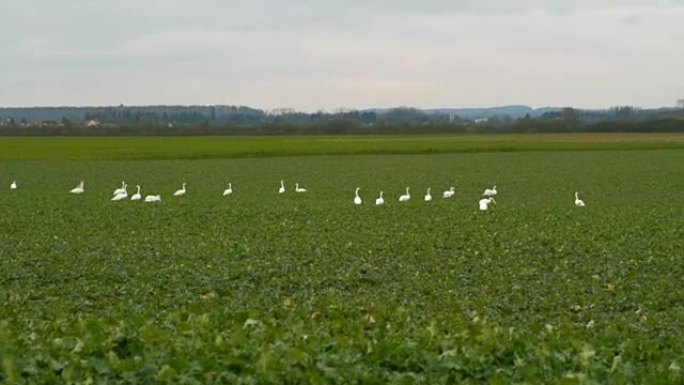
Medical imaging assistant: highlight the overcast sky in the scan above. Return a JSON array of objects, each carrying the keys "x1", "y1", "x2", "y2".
[{"x1": 1, "y1": 0, "x2": 683, "y2": 111}]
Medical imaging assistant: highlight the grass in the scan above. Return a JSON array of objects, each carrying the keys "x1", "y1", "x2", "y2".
[
  {"x1": 1, "y1": 148, "x2": 683, "y2": 383},
  {"x1": 1, "y1": 133, "x2": 684, "y2": 160}
]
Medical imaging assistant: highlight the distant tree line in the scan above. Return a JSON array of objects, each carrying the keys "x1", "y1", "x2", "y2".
[{"x1": 1, "y1": 105, "x2": 683, "y2": 136}]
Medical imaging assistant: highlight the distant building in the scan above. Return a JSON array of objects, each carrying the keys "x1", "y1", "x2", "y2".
[
  {"x1": 474, "y1": 117, "x2": 489, "y2": 124},
  {"x1": 84, "y1": 119, "x2": 100, "y2": 127}
]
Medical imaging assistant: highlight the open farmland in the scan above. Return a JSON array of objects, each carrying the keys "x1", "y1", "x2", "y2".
[
  {"x1": 1, "y1": 132, "x2": 684, "y2": 161},
  {"x1": 1, "y1": 139, "x2": 683, "y2": 383}
]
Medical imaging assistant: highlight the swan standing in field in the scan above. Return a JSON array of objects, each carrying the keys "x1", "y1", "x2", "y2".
[
  {"x1": 479, "y1": 197, "x2": 496, "y2": 211},
  {"x1": 398, "y1": 187, "x2": 411, "y2": 202},
  {"x1": 424, "y1": 188, "x2": 432, "y2": 202},
  {"x1": 354, "y1": 187, "x2": 362, "y2": 205},
  {"x1": 130, "y1": 185, "x2": 142, "y2": 201},
  {"x1": 278, "y1": 180, "x2": 286, "y2": 194},
  {"x1": 223, "y1": 182, "x2": 233, "y2": 196},
  {"x1": 10, "y1": 181, "x2": 17, "y2": 190},
  {"x1": 144, "y1": 195, "x2": 161, "y2": 203},
  {"x1": 442, "y1": 187, "x2": 455, "y2": 199},
  {"x1": 173, "y1": 182, "x2": 186, "y2": 197},
  {"x1": 70, "y1": 181, "x2": 85, "y2": 194},
  {"x1": 295, "y1": 183, "x2": 307, "y2": 193},
  {"x1": 113, "y1": 181, "x2": 125, "y2": 196},
  {"x1": 483, "y1": 185, "x2": 497, "y2": 197},
  {"x1": 111, "y1": 184, "x2": 128, "y2": 201},
  {"x1": 375, "y1": 191, "x2": 384, "y2": 206},
  {"x1": 574, "y1": 192, "x2": 586, "y2": 207}
]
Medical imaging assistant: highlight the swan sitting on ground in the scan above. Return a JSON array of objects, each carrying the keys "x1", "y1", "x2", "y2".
[
  {"x1": 398, "y1": 187, "x2": 410, "y2": 202},
  {"x1": 70, "y1": 181, "x2": 84, "y2": 194},
  {"x1": 354, "y1": 187, "x2": 362, "y2": 205},
  {"x1": 223, "y1": 182, "x2": 233, "y2": 196},
  {"x1": 375, "y1": 191, "x2": 384, "y2": 206},
  {"x1": 295, "y1": 183, "x2": 307, "y2": 193},
  {"x1": 479, "y1": 197, "x2": 496, "y2": 211},
  {"x1": 173, "y1": 182, "x2": 186, "y2": 197},
  {"x1": 111, "y1": 184, "x2": 128, "y2": 201},
  {"x1": 130, "y1": 185, "x2": 142, "y2": 201},
  {"x1": 424, "y1": 188, "x2": 432, "y2": 202},
  {"x1": 575, "y1": 192, "x2": 586, "y2": 207},
  {"x1": 278, "y1": 180, "x2": 286, "y2": 194},
  {"x1": 442, "y1": 187, "x2": 455, "y2": 199},
  {"x1": 144, "y1": 195, "x2": 161, "y2": 203},
  {"x1": 483, "y1": 185, "x2": 497, "y2": 197},
  {"x1": 113, "y1": 181, "x2": 125, "y2": 196}
]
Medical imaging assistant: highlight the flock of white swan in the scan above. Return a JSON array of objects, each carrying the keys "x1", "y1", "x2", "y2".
[{"x1": 5, "y1": 180, "x2": 587, "y2": 211}]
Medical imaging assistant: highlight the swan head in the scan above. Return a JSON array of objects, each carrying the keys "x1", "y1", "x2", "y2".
[
  {"x1": 450, "y1": 186, "x2": 455, "y2": 191},
  {"x1": 427, "y1": 188, "x2": 431, "y2": 193}
]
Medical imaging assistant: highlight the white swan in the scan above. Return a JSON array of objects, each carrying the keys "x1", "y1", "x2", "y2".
[
  {"x1": 424, "y1": 188, "x2": 432, "y2": 202},
  {"x1": 70, "y1": 181, "x2": 85, "y2": 194},
  {"x1": 295, "y1": 183, "x2": 307, "y2": 193},
  {"x1": 479, "y1": 197, "x2": 496, "y2": 211},
  {"x1": 173, "y1": 182, "x2": 186, "y2": 197},
  {"x1": 144, "y1": 195, "x2": 161, "y2": 203},
  {"x1": 111, "y1": 184, "x2": 128, "y2": 201},
  {"x1": 398, "y1": 187, "x2": 411, "y2": 202},
  {"x1": 575, "y1": 192, "x2": 586, "y2": 207},
  {"x1": 10, "y1": 181, "x2": 17, "y2": 190},
  {"x1": 354, "y1": 187, "x2": 362, "y2": 205},
  {"x1": 483, "y1": 185, "x2": 497, "y2": 197},
  {"x1": 278, "y1": 180, "x2": 286, "y2": 194},
  {"x1": 442, "y1": 187, "x2": 455, "y2": 199},
  {"x1": 113, "y1": 181, "x2": 125, "y2": 196},
  {"x1": 130, "y1": 185, "x2": 142, "y2": 201},
  {"x1": 375, "y1": 191, "x2": 384, "y2": 206},
  {"x1": 223, "y1": 182, "x2": 233, "y2": 196}
]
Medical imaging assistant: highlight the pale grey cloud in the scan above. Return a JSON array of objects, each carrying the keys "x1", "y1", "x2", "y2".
[{"x1": 1, "y1": 0, "x2": 683, "y2": 110}]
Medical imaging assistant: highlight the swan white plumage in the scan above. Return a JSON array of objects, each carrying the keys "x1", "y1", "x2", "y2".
[
  {"x1": 144, "y1": 195, "x2": 161, "y2": 203},
  {"x1": 223, "y1": 182, "x2": 233, "y2": 196},
  {"x1": 575, "y1": 192, "x2": 586, "y2": 207},
  {"x1": 112, "y1": 181, "x2": 125, "y2": 196},
  {"x1": 111, "y1": 184, "x2": 128, "y2": 201},
  {"x1": 375, "y1": 191, "x2": 384, "y2": 206},
  {"x1": 398, "y1": 187, "x2": 410, "y2": 202},
  {"x1": 479, "y1": 197, "x2": 496, "y2": 211},
  {"x1": 353, "y1": 187, "x2": 362, "y2": 205},
  {"x1": 295, "y1": 183, "x2": 307, "y2": 193},
  {"x1": 483, "y1": 185, "x2": 497, "y2": 197},
  {"x1": 424, "y1": 188, "x2": 432, "y2": 202},
  {"x1": 278, "y1": 180, "x2": 286, "y2": 194},
  {"x1": 173, "y1": 182, "x2": 186, "y2": 197},
  {"x1": 10, "y1": 181, "x2": 17, "y2": 190},
  {"x1": 130, "y1": 185, "x2": 142, "y2": 201},
  {"x1": 442, "y1": 187, "x2": 455, "y2": 199},
  {"x1": 70, "y1": 181, "x2": 84, "y2": 194}
]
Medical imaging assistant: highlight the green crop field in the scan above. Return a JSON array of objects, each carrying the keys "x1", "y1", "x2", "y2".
[
  {"x1": 1, "y1": 133, "x2": 684, "y2": 160},
  {"x1": 1, "y1": 137, "x2": 683, "y2": 383}
]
